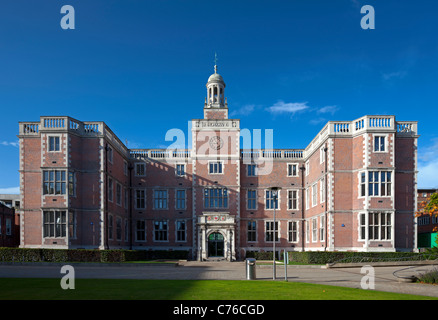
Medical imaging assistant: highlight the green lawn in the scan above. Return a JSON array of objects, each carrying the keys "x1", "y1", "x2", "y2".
[{"x1": 0, "y1": 278, "x2": 436, "y2": 300}]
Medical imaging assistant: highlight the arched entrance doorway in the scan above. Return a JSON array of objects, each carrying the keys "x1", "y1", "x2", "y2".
[{"x1": 208, "y1": 232, "x2": 224, "y2": 257}]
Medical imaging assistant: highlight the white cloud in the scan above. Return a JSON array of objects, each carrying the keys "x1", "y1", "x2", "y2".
[
  {"x1": 0, "y1": 141, "x2": 19, "y2": 148},
  {"x1": 266, "y1": 101, "x2": 309, "y2": 116},
  {"x1": 230, "y1": 104, "x2": 256, "y2": 117},
  {"x1": 418, "y1": 138, "x2": 438, "y2": 188},
  {"x1": 317, "y1": 105, "x2": 339, "y2": 115},
  {"x1": 382, "y1": 71, "x2": 407, "y2": 81},
  {"x1": 0, "y1": 187, "x2": 20, "y2": 194}
]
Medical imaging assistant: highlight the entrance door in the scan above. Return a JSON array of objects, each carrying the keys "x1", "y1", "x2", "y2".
[{"x1": 208, "y1": 232, "x2": 224, "y2": 257}]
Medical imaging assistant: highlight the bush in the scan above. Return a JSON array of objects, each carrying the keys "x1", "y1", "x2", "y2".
[
  {"x1": 245, "y1": 250, "x2": 437, "y2": 265},
  {"x1": 417, "y1": 269, "x2": 438, "y2": 284},
  {"x1": 0, "y1": 248, "x2": 190, "y2": 263}
]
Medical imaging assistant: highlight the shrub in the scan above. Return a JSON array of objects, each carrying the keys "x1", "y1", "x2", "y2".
[{"x1": 417, "y1": 268, "x2": 438, "y2": 284}]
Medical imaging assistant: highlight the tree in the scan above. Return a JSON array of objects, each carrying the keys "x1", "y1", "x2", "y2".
[{"x1": 416, "y1": 192, "x2": 438, "y2": 249}]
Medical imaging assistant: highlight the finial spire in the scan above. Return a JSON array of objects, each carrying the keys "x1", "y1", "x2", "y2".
[{"x1": 214, "y1": 52, "x2": 218, "y2": 73}]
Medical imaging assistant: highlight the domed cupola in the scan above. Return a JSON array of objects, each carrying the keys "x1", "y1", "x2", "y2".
[{"x1": 205, "y1": 55, "x2": 227, "y2": 109}]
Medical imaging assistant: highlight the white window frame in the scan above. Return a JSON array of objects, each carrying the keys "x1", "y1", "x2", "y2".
[
  {"x1": 265, "y1": 189, "x2": 280, "y2": 210},
  {"x1": 116, "y1": 183, "x2": 122, "y2": 206},
  {"x1": 288, "y1": 221, "x2": 299, "y2": 243},
  {"x1": 153, "y1": 189, "x2": 168, "y2": 210},
  {"x1": 312, "y1": 218, "x2": 318, "y2": 242},
  {"x1": 247, "y1": 163, "x2": 257, "y2": 177},
  {"x1": 154, "y1": 220, "x2": 168, "y2": 242},
  {"x1": 176, "y1": 220, "x2": 187, "y2": 242},
  {"x1": 135, "y1": 162, "x2": 146, "y2": 176},
  {"x1": 136, "y1": 219, "x2": 146, "y2": 242},
  {"x1": 247, "y1": 220, "x2": 257, "y2": 242},
  {"x1": 287, "y1": 163, "x2": 298, "y2": 177},
  {"x1": 175, "y1": 163, "x2": 186, "y2": 177},
  {"x1": 265, "y1": 220, "x2": 279, "y2": 243},
  {"x1": 135, "y1": 189, "x2": 146, "y2": 210},
  {"x1": 305, "y1": 160, "x2": 309, "y2": 176},
  {"x1": 319, "y1": 215, "x2": 325, "y2": 242},
  {"x1": 48, "y1": 135, "x2": 61, "y2": 152},
  {"x1": 320, "y1": 146, "x2": 326, "y2": 164},
  {"x1": 320, "y1": 177, "x2": 325, "y2": 204},
  {"x1": 287, "y1": 189, "x2": 299, "y2": 210},
  {"x1": 312, "y1": 183, "x2": 317, "y2": 207},
  {"x1": 247, "y1": 189, "x2": 257, "y2": 210},
  {"x1": 175, "y1": 189, "x2": 187, "y2": 210},
  {"x1": 373, "y1": 135, "x2": 388, "y2": 153},
  {"x1": 368, "y1": 212, "x2": 392, "y2": 241},
  {"x1": 208, "y1": 160, "x2": 224, "y2": 174}
]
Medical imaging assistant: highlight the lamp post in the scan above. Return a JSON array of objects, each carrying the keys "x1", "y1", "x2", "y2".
[{"x1": 269, "y1": 186, "x2": 281, "y2": 280}]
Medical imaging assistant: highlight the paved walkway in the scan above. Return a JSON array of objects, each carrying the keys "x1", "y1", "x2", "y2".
[{"x1": 0, "y1": 261, "x2": 437, "y2": 298}]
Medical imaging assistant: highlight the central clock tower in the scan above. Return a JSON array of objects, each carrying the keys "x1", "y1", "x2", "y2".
[{"x1": 191, "y1": 61, "x2": 241, "y2": 261}]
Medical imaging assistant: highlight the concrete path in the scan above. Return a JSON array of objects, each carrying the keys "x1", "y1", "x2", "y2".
[{"x1": 0, "y1": 261, "x2": 437, "y2": 298}]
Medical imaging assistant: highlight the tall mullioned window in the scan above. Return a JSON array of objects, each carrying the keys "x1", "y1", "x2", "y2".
[
  {"x1": 204, "y1": 188, "x2": 228, "y2": 209},
  {"x1": 265, "y1": 190, "x2": 279, "y2": 210},
  {"x1": 247, "y1": 189, "x2": 257, "y2": 209},
  {"x1": 48, "y1": 136, "x2": 60, "y2": 152},
  {"x1": 154, "y1": 221, "x2": 168, "y2": 241},
  {"x1": 154, "y1": 190, "x2": 168, "y2": 209},
  {"x1": 43, "y1": 170, "x2": 66, "y2": 195},
  {"x1": 265, "y1": 221, "x2": 279, "y2": 242},
  {"x1": 247, "y1": 221, "x2": 257, "y2": 242},
  {"x1": 43, "y1": 210, "x2": 66, "y2": 238},
  {"x1": 368, "y1": 171, "x2": 392, "y2": 197}
]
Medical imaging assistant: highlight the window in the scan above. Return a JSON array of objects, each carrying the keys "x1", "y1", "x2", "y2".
[
  {"x1": 116, "y1": 183, "x2": 122, "y2": 206},
  {"x1": 247, "y1": 164, "x2": 256, "y2": 177},
  {"x1": 305, "y1": 161, "x2": 309, "y2": 176},
  {"x1": 374, "y1": 136, "x2": 386, "y2": 152},
  {"x1": 135, "y1": 189, "x2": 145, "y2": 209},
  {"x1": 68, "y1": 172, "x2": 75, "y2": 196},
  {"x1": 124, "y1": 219, "x2": 129, "y2": 242},
  {"x1": 43, "y1": 170, "x2": 66, "y2": 195},
  {"x1": 5, "y1": 218, "x2": 11, "y2": 236},
  {"x1": 247, "y1": 189, "x2": 257, "y2": 210},
  {"x1": 312, "y1": 184, "x2": 317, "y2": 207},
  {"x1": 368, "y1": 171, "x2": 392, "y2": 196},
  {"x1": 43, "y1": 210, "x2": 67, "y2": 238},
  {"x1": 312, "y1": 218, "x2": 317, "y2": 242},
  {"x1": 360, "y1": 172, "x2": 366, "y2": 197},
  {"x1": 380, "y1": 172, "x2": 392, "y2": 196},
  {"x1": 265, "y1": 221, "x2": 279, "y2": 242},
  {"x1": 108, "y1": 215, "x2": 113, "y2": 240},
  {"x1": 107, "y1": 146, "x2": 113, "y2": 163},
  {"x1": 154, "y1": 220, "x2": 168, "y2": 241},
  {"x1": 176, "y1": 164, "x2": 185, "y2": 176},
  {"x1": 288, "y1": 221, "x2": 298, "y2": 242},
  {"x1": 320, "y1": 216, "x2": 325, "y2": 242},
  {"x1": 418, "y1": 216, "x2": 430, "y2": 226},
  {"x1": 306, "y1": 220, "x2": 310, "y2": 242},
  {"x1": 359, "y1": 213, "x2": 366, "y2": 240},
  {"x1": 108, "y1": 178, "x2": 113, "y2": 202},
  {"x1": 247, "y1": 221, "x2": 257, "y2": 242},
  {"x1": 287, "y1": 163, "x2": 298, "y2": 177},
  {"x1": 136, "y1": 220, "x2": 145, "y2": 241},
  {"x1": 209, "y1": 161, "x2": 223, "y2": 174},
  {"x1": 154, "y1": 190, "x2": 168, "y2": 209},
  {"x1": 69, "y1": 211, "x2": 76, "y2": 239},
  {"x1": 204, "y1": 188, "x2": 228, "y2": 209},
  {"x1": 265, "y1": 190, "x2": 279, "y2": 210},
  {"x1": 135, "y1": 163, "x2": 146, "y2": 176},
  {"x1": 320, "y1": 178, "x2": 325, "y2": 203},
  {"x1": 124, "y1": 161, "x2": 128, "y2": 176},
  {"x1": 116, "y1": 217, "x2": 122, "y2": 241},
  {"x1": 305, "y1": 188, "x2": 310, "y2": 210},
  {"x1": 176, "y1": 189, "x2": 186, "y2": 210},
  {"x1": 369, "y1": 212, "x2": 392, "y2": 240},
  {"x1": 320, "y1": 146, "x2": 326, "y2": 164},
  {"x1": 48, "y1": 136, "x2": 60, "y2": 152},
  {"x1": 125, "y1": 188, "x2": 129, "y2": 209},
  {"x1": 287, "y1": 190, "x2": 298, "y2": 210},
  {"x1": 176, "y1": 220, "x2": 186, "y2": 242}
]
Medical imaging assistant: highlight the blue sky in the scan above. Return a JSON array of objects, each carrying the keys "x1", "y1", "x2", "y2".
[{"x1": 1, "y1": 0, "x2": 437, "y2": 193}]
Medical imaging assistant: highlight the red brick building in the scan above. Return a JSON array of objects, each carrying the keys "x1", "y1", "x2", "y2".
[
  {"x1": 0, "y1": 203, "x2": 18, "y2": 247},
  {"x1": 18, "y1": 65, "x2": 419, "y2": 260}
]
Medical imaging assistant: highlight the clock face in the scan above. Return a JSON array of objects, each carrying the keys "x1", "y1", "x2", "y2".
[{"x1": 209, "y1": 136, "x2": 224, "y2": 150}]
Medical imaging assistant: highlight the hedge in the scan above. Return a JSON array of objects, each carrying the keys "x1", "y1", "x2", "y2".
[
  {"x1": 0, "y1": 248, "x2": 190, "y2": 263},
  {"x1": 246, "y1": 250, "x2": 438, "y2": 264}
]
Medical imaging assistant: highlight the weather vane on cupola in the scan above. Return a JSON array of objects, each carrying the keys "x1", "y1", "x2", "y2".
[{"x1": 214, "y1": 52, "x2": 218, "y2": 73}]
